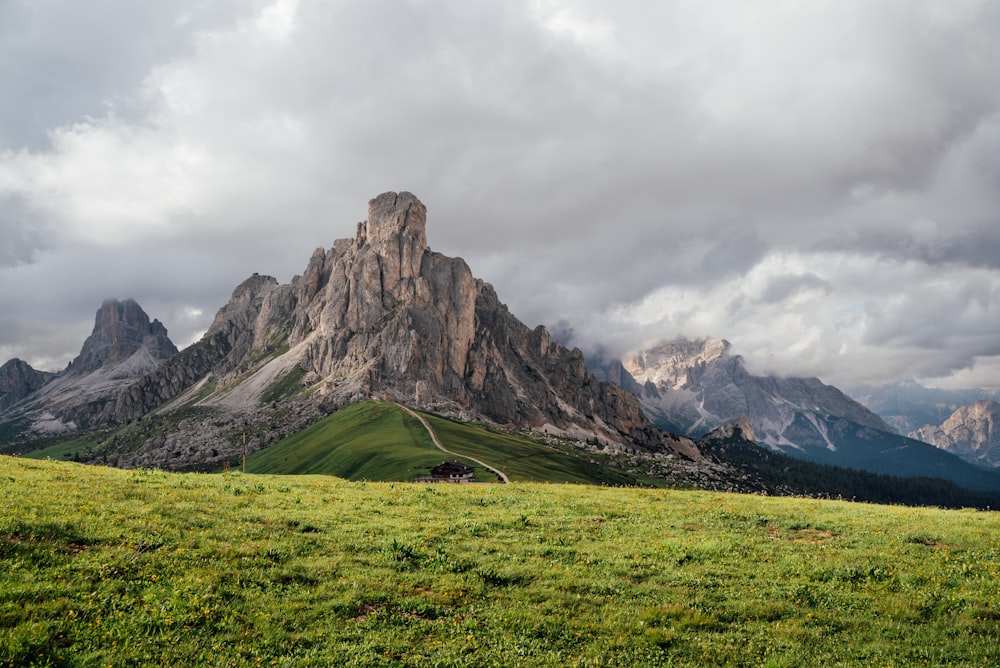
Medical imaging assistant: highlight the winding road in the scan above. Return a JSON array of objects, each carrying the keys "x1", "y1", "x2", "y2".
[{"x1": 396, "y1": 403, "x2": 510, "y2": 484}]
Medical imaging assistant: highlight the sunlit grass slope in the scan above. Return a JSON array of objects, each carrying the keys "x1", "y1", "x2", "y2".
[
  {"x1": 244, "y1": 401, "x2": 471, "y2": 481},
  {"x1": 416, "y1": 411, "x2": 648, "y2": 485},
  {"x1": 247, "y1": 401, "x2": 650, "y2": 485},
  {"x1": 2, "y1": 456, "x2": 999, "y2": 667}
]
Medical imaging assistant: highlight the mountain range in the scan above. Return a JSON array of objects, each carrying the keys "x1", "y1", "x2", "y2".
[
  {"x1": 2, "y1": 191, "x2": 999, "y2": 504},
  {"x1": 1, "y1": 192, "x2": 702, "y2": 472},
  {"x1": 849, "y1": 379, "x2": 1000, "y2": 435},
  {"x1": 846, "y1": 380, "x2": 1000, "y2": 469},
  {"x1": 591, "y1": 337, "x2": 1000, "y2": 492}
]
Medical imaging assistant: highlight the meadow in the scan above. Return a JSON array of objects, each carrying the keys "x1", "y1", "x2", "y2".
[
  {"x1": 2, "y1": 455, "x2": 999, "y2": 667},
  {"x1": 245, "y1": 402, "x2": 652, "y2": 486}
]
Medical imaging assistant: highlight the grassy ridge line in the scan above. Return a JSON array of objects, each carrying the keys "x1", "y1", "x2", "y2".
[
  {"x1": 394, "y1": 404, "x2": 510, "y2": 483},
  {"x1": 247, "y1": 402, "x2": 651, "y2": 485},
  {"x1": 416, "y1": 411, "x2": 651, "y2": 485},
  {"x1": 244, "y1": 401, "x2": 487, "y2": 481},
  {"x1": 2, "y1": 456, "x2": 999, "y2": 666}
]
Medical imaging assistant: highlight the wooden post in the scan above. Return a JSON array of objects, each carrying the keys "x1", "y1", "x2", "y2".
[{"x1": 242, "y1": 430, "x2": 247, "y2": 474}]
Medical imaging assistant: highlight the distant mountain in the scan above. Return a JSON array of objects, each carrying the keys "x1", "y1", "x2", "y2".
[
  {"x1": 911, "y1": 400, "x2": 1000, "y2": 469},
  {"x1": 0, "y1": 359, "x2": 55, "y2": 411},
  {"x1": 67, "y1": 299, "x2": 177, "y2": 376},
  {"x1": 597, "y1": 337, "x2": 1000, "y2": 492},
  {"x1": 616, "y1": 337, "x2": 892, "y2": 442},
  {"x1": 849, "y1": 379, "x2": 1000, "y2": 435},
  {"x1": 697, "y1": 420, "x2": 1000, "y2": 508},
  {"x1": 0, "y1": 298, "x2": 177, "y2": 440}
]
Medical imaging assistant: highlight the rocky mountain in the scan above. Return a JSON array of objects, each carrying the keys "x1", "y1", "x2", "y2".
[
  {"x1": 0, "y1": 299, "x2": 178, "y2": 439},
  {"x1": 600, "y1": 336, "x2": 1000, "y2": 492},
  {"x1": 910, "y1": 400, "x2": 1000, "y2": 468},
  {"x1": 0, "y1": 359, "x2": 55, "y2": 411},
  {"x1": 67, "y1": 299, "x2": 177, "y2": 376},
  {"x1": 849, "y1": 379, "x2": 1000, "y2": 435},
  {"x1": 619, "y1": 337, "x2": 892, "y2": 442},
  {"x1": 5, "y1": 192, "x2": 701, "y2": 470}
]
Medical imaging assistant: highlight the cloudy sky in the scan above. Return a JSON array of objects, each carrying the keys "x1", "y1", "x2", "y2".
[{"x1": 2, "y1": 0, "x2": 1000, "y2": 391}]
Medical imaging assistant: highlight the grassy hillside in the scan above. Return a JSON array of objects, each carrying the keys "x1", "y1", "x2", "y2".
[
  {"x1": 417, "y1": 412, "x2": 647, "y2": 485},
  {"x1": 246, "y1": 402, "x2": 653, "y2": 486},
  {"x1": 2, "y1": 456, "x2": 999, "y2": 666},
  {"x1": 244, "y1": 401, "x2": 467, "y2": 481},
  {"x1": 18, "y1": 434, "x2": 111, "y2": 463}
]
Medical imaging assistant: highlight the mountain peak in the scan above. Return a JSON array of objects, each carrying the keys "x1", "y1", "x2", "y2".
[
  {"x1": 625, "y1": 336, "x2": 732, "y2": 390},
  {"x1": 0, "y1": 358, "x2": 55, "y2": 411},
  {"x1": 620, "y1": 335, "x2": 893, "y2": 442},
  {"x1": 67, "y1": 298, "x2": 177, "y2": 375},
  {"x1": 362, "y1": 191, "x2": 427, "y2": 245},
  {"x1": 356, "y1": 191, "x2": 428, "y2": 283}
]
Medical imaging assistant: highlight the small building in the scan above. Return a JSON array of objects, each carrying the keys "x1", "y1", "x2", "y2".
[{"x1": 416, "y1": 461, "x2": 474, "y2": 483}]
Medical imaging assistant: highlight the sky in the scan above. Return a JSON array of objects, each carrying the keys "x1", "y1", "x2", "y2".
[{"x1": 2, "y1": 0, "x2": 1000, "y2": 391}]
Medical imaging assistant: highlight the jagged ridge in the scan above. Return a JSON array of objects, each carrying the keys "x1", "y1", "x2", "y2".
[
  {"x1": 0, "y1": 299, "x2": 179, "y2": 439},
  {"x1": 98, "y1": 192, "x2": 700, "y2": 468}
]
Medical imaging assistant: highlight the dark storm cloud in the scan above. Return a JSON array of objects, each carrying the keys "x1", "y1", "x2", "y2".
[{"x1": 2, "y1": 0, "x2": 1000, "y2": 388}]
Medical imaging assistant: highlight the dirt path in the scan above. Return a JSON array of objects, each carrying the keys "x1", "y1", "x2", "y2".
[{"x1": 396, "y1": 403, "x2": 510, "y2": 484}]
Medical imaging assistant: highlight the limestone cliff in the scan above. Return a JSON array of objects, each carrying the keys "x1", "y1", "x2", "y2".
[
  {"x1": 911, "y1": 400, "x2": 1000, "y2": 468},
  {"x1": 106, "y1": 192, "x2": 700, "y2": 465},
  {"x1": 67, "y1": 299, "x2": 178, "y2": 376},
  {"x1": 0, "y1": 299, "x2": 178, "y2": 438},
  {"x1": 0, "y1": 359, "x2": 55, "y2": 411}
]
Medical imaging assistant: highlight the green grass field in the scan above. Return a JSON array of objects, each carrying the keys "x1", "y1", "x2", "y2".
[
  {"x1": 20, "y1": 435, "x2": 104, "y2": 463},
  {"x1": 246, "y1": 402, "x2": 653, "y2": 486},
  {"x1": 244, "y1": 401, "x2": 468, "y2": 481},
  {"x1": 418, "y1": 412, "x2": 649, "y2": 485},
  {"x1": 2, "y1": 455, "x2": 998, "y2": 666}
]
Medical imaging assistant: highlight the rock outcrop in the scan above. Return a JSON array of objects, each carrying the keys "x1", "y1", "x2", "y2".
[
  {"x1": 700, "y1": 415, "x2": 757, "y2": 446},
  {"x1": 0, "y1": 359, "x2": 55, "y2": 411},
  {"x1": 98, "y1": 192, "x2": 701, "y2": 467},
  {"x1": 67, "y1": 299, "x2": 178, "y2": 376},
  {"x1": 911, "y1": 400, "x2": 1000, "y2": 468},
  {"x1": 0, "y1": 299, "x2": 178, "y2": 438}
]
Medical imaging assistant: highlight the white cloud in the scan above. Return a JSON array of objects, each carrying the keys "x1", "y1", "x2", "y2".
[
  {"x1": 530, "y1": 0, "x2": 617, "y2": 54},
  {"x1": 255, "y1": 0, "x2": 300, "y2": 40},
  {"x1": 1, "y1": 0, "x2": 1000, "y2": 392}
]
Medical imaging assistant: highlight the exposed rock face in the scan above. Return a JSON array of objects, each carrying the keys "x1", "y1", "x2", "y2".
[
  {"x1": 911, "y1": 400, "x2": 1000, "y2": 468},
  {"x1": 627, "y1": 337, "x2": 732, "y2": 392},
  {"x1": 852, "y1": 379, "x2": 1000, "y2": 435},
  {"x1": 622, "y1": 337, "x2": 892, "y2": 447},
  {"x1": 100, "y1": 191, "x2": 700, "y2": 467},
  {"x1": 605, "y1": 336, "x2": 1000, "y2": 491},
  {"x1": 0, "y1": 299, "x2": 178, "y2": 438},
  {"x1": 0, "y1": 359, "x2": 55, "y2": 411},
  {"x1": 67, "y1": 299, "x2": 178, "y2": 376},
  {"x1": 700, "y1": 415, "x2": 757, "y2": 446},
  {"x1": 284, "y1": 191, "x2": 475, "y2": 402}
]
